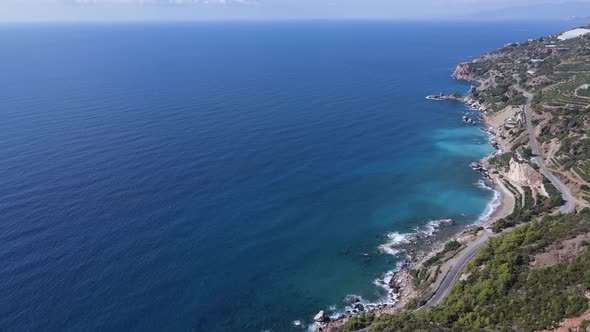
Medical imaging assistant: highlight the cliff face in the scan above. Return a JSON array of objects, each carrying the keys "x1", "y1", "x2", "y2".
[
  {"x1": 453, "y1": 62, "x2": 482, "y2": 83},
  {"x1": 504, "y1": 159, "x2": 548, "y2": 198}
]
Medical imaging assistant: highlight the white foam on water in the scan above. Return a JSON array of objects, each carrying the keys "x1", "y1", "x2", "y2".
[
  {"x1": 378, "y1": 219, "x2": 453, "y2": 257},
  {"x1": 373, "y1": 260, "x2": 405, "y2": 293},
  {"x1": 377, "y1": 232, "x2": 412, "y2": 255},
  {"x1": 474, "y1": 179, "x2": 489, "y2": 190},
  {"x1": 373, "y1": 219, "x2": 454, "y2": 304},
  {"x1": 300, "y1": 210, "x2": 476, "y2": 327},
  {"x1": 474, "y1": 179, "x2": 501, "y2": 224},
  {"x1": 421, "y1": 218, "x2": 452, "y2": 236}
]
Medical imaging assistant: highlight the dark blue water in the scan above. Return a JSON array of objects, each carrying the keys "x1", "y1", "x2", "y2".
[{"x1": 0, "y1": 21, "x2": 577, "y2": 332}]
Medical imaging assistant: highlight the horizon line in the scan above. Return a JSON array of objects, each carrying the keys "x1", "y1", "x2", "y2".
[{"x1": 0, "y1": 17, "x2": 586, "y2": 24}]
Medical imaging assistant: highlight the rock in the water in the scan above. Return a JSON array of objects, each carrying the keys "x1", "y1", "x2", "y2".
[
  {"x1": 314, "y1": 310, "x2": 327, "y2": 322},
  {"x1": 349, "y1": 296, "x2": 361, "y2": 304}
]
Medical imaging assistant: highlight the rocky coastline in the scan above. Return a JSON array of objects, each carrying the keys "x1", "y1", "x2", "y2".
[
  {"x1": 311, "y1": 62, "x2": 518, "y2": 332},
  {"x1": 313, "y1": 25, "x2": 590, "y2": 332},
  {"x1": 425, "y1": 92, "x2": 464, "y2": 102}
]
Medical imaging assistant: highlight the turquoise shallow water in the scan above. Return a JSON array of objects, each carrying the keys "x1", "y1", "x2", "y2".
[{"x1": 0, "y1": 21, "x2": 578, "y2": 331}]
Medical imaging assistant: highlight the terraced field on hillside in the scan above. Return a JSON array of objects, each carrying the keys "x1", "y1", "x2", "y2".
[{"x1": 543, "y1": 74, "x2": 590, "y2": 106}]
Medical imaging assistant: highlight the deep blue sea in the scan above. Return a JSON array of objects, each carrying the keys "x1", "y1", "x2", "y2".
[{"x1": 0, "y1": 21, "x2": 578, "y2": 332}]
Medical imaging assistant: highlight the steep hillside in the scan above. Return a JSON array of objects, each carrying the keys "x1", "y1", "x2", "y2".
[
  {"x1": 456, "y1": 25, "x2": 590, "y2": 208},
  {"x1": 340, "y1": 211, "x2": 590, "y2": 332}
]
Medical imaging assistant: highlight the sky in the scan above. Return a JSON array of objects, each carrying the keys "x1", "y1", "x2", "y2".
[{"x1": 1, "y1": 0, "x2": 590, "y2": 22}]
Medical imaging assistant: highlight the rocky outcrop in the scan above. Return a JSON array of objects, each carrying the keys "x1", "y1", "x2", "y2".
[
  {"x1": 314, "y1": 310, "x2": 327, "y2": 323},
  {"x1": 504, "y1": 158, "x2": 548, "y2": 197},
  {"x1": 454, "y1": 62, "x2": 482, "y2": 83},
  {"x1": 426, "y1": 93, "x2": 464, "y2": 102},
  {"x1": 471, "y1": 162, "x2": 491, "y2": 178},
  {"x1": 463, "y1": 115, "x2": 477, "y2": 125}
]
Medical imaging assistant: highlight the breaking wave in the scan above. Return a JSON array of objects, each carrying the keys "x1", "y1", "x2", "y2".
[
  {"x1": 378, "y1": 219, "x2": 454, "y2": 257},
  {"x1": 475, "y1": 179, "x2": 501, "y2": 224}
]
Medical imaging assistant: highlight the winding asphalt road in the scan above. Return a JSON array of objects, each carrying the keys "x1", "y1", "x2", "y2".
[
  {"x1": 418, "y1": 80, "x2": 576, "y2": 311},
  {"x1": 514, "y1": 80, "x2": 575, "y2": 214},
  {"x1": 419, "y1": 232, "x2": 492, "y2": 310}
]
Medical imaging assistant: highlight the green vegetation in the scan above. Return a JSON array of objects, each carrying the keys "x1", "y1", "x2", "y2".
[
  {"x1": 408, "y1": 240, "x2": 465, "y2": 291},
  {"x1": 507, "y1": 90, "x2": 527, "y2": 105},
  {"x1": 493, "y1": 186, "x2": 533, "y2": 233},
  {"x1": 556, "y1": 62, "x2": 590, "y2": 72},
  {"x1": 421, "y1": 239, "x2": 462, "y2": 269},
  {"x1": 542, "y1": 74, "x2": 590, "y2": 107},
  {"x1": 544, "y1": 177, "x2": 564, "y2": 208},
  {"x1": 578, "y1": 86, "x2": 590, "y2": 97},
  {"x1": 558, "y1": 137, "x2": 590, "y2": 172},
  {"x1": 575, "y1": 161, "x2": 590, "y2": 183},
  {"x1": 444, "y1": 240, "x2": 461, "y2": 251},
  {"x1": 470, "y1": 60, "x2": 493, "y2": 76},
  {"x1": 519, "y1": 147, "x2": 533, "y2": 159},
  {"x1": 473, "y1": 75, "x2": 518, "y2": 111},
  {"x1": 488, "y1": 152, "x2": 512, "y2": 171},
  {"x1": 340, "y1": 212, "x2": 590, "y2": 332},
  {"x1": 581, "y1": 184, "x2": 590, "y2": 204},
  {"x1": 341, "y1": 314, "x2": 375, "y2": 332},
  {"x1": 493, "y1": 177, "x2": 563, "y2": 233}
]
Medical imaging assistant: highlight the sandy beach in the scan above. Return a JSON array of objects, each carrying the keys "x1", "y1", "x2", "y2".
[{"x1": 482, "y1": 174, "x2": 516, "y2": 227}]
